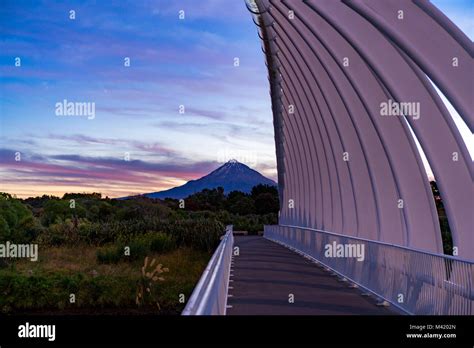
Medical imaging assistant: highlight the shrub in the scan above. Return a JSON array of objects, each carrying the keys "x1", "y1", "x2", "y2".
[
  {"x1": 37, "y1": 219, "x2": 75, "y2": 246},
  {"x1": 136, "y1": 257, "x2": 169, "y2": 309},
  {"x1": 97, "y1": 232, "x2": 177, "y2": 264},
  {"x1": 41, "y1": 199, "x2": 86, "y2": 226},
  {"x1": 77, "y1": 220, "x2": 118, "y2": 246},
  {"x1": 0, "y1": 192, "x2": 40, "y2": 242},
  {"x1": 166, "y1": 218, "x2": 223, "y2": 252},
  {"x1": 0, "y1": 272, "x2": 136, "y2": 312},
  {"x1": 149, "y1": 233, "x2": 176, "y2": 253},
  {"x1": 96, "y1": 246, "x2": 122, "y2": 264}
]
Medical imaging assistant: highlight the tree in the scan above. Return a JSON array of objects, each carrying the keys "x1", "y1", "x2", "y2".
[
  {"x1": 226, "y1": 191, "x2": 255, "y2": 215},
  {"x1": 254, "y1": 192, "x2": 279, "y2": 215},
  {"x1": 185, "y1": 187, "x2": 226, "y2": 211},
  {"x1": 250, "y1": 184, "x2": 278, "y2": 198},
  {"x1": 250, "y1": 185, "x2": 279, "y2": 215},
  {"x1": 0, "y1": 192, "x2": 40, "y2": 242},
  {"x1": 41, "y1": 199, "x2": 86, "y2": 226},
  {"x1": 62, "y1": 192, "x2": 102, "y2": 200}
]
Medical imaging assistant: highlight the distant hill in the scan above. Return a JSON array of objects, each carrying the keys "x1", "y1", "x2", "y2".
[{"x1": 137, "y1": 160, "x2": 276, "y2": 199}]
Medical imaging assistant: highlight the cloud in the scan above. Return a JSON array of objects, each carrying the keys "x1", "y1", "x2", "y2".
[
  {"x1": 0, "y1": 147, "x2": 220, "y2": 197},
  {"x1": 185, "y1": 107, "x2": 226, "y2": 120},
  {"x1": 46, "y1": 134, "x2": 118, "y2": 145},
  {"x1": 41, "y1": 134, "x2": 179, "y2": 157}
]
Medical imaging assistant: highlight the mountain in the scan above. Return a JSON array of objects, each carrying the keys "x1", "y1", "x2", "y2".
[{"x1": 140, "y1": 160, "x2": 277, "y2": 199}]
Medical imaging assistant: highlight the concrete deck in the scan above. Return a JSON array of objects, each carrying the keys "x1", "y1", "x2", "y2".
[{"x1": 227, "y1": 236, "x2": 398, "y2": 315}]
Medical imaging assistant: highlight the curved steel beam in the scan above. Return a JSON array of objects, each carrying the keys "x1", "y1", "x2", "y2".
[
  {"x1": 305, "y1": 0, "x2": 472, "y2": 258},
  {"x1": 345, "y1": 0, "x2": 474, "y2": 131},
  {"x1": 277, "y1": 0, "x2": 437, "y2": 248}
]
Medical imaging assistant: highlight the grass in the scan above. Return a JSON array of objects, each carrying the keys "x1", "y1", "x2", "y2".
[{"x1": 0, "y1": 246, "x2": 210, "y2": 315}]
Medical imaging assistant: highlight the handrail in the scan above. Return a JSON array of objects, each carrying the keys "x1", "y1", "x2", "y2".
[
  {"x1": 265, "y1": 225, "x2": 473, "y2": 315},
  {"x1": 182, "y1": 225, "x2": 234, "y2": 315},
  {"x1": 280, "y1": 224, "x2": 474, "y2": 263}
]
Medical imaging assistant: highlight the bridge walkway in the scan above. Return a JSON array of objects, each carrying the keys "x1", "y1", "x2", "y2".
[{"x1": 226, "y1": 236, "x2": 398, "y2": 315}]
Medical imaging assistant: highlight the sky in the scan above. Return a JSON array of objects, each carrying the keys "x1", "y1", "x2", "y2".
[{"x1": 0, "y1": 0, "x2": 472, "y2": 199}]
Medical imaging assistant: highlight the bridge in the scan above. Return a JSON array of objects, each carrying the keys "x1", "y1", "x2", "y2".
[{"x1": 183, "y1": 0, "x2": 473, "y2": 316}]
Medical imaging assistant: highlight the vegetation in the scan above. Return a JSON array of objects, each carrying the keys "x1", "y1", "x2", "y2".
[
  {"x1": 0, "y1": 247, "x2": 209, "y2": 314},
  {"x1": 0, "y1": 185, "x2": 279, "y2": 314},
  {"x1": 430, "y1": 181, "x2": 454, "y2": 255},
  {"x1": 170, "y1": 184, "x2": 279, "y2": 233},
  {"x1": 0, "y1": 193, "x2": 42, "y2": 243}
]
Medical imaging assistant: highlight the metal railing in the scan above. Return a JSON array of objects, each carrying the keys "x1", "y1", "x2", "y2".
[
  {"x1": 182, "y1": 225, "x2": 234, "y2": 315},
  {"x1": 265, "y1": 224, "x2": 473, "y2": 315}
]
